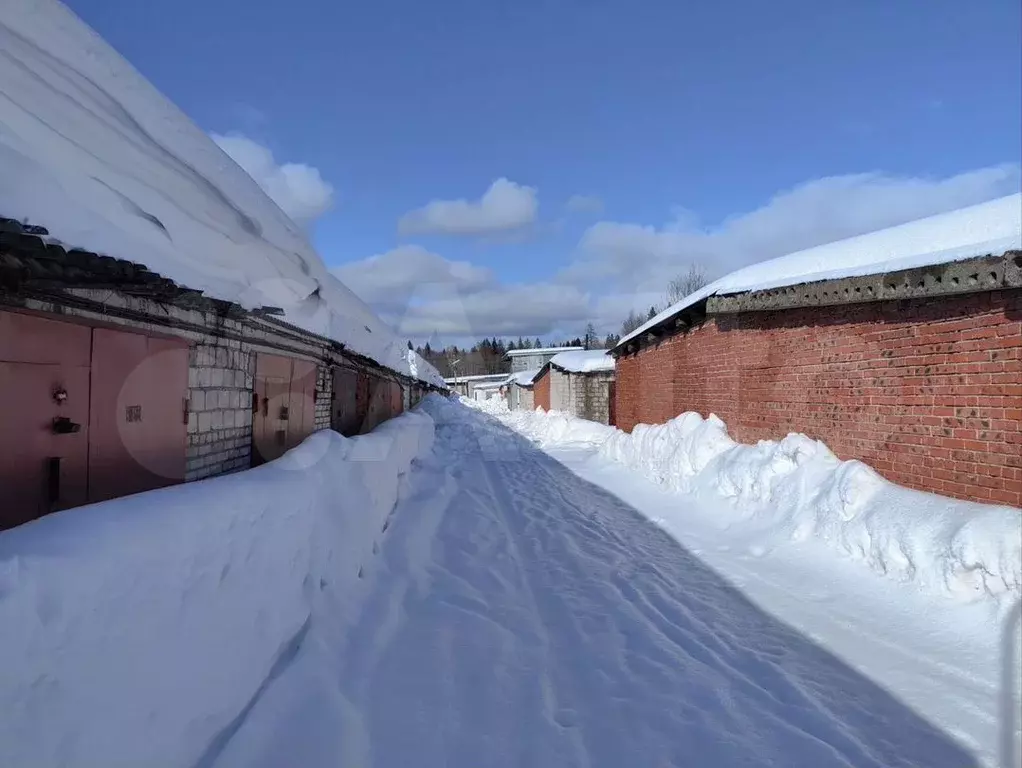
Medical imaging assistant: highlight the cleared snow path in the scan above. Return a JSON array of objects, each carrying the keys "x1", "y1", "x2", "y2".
[{"x1": 217, "y1": 400, "x2": 989, "y2": 768}]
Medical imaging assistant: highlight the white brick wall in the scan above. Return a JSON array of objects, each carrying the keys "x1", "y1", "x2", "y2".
[{"x1": 185, "y1": 341, "x2": 254, "y2": 480}]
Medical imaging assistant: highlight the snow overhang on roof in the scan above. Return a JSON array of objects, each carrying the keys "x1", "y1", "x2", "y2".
[
  {"x1": 0, "y1": 1, "x2": 445, "y2": 389},
  {"x1": 613, "y1": 194, "x2": 1022, "y2": 356},
  {"x1": 507, "y1": 369, "x2": 542, "y2": 387},
  {"x1": 444, "y1": 373, "x2": 512, "y2": 384},
  {"x1": 548, "y1": 349, "x2": 615, "y2": 374},
  {"x1": 505, "y1": 346, "x2": 584, "y2": 358}
]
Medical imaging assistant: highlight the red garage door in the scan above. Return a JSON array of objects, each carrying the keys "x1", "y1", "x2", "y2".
[
  {"x1": 0, "y1": 311, "x2": 91, "y2": 529},
  {"x1": 252, "y1": 354, "x2": 319, "y2": 464},
  {"x1": 0, "y1": 311, "x2": 188, "y2": 530},
  {"x1": 87, "y1": 327, "x2": 188, "y2": 503}
]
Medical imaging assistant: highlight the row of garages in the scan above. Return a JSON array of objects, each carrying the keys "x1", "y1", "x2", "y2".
[
  {"x1": 498, "y1": 234, "x2": 1020, "y2": 508},
  {"x1": 0, "y1": 220, "x2": 439, "y2": 531},
  {"x1": 502, "y1": 349, "x2": 617, "y2": 426}
]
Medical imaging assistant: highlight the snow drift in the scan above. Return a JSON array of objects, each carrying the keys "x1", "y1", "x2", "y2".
[
  {"x1": 0, "y1": 0, "x2": 442, "y2": 387},
  {"x1": 497, "y1": 406, "x2": 1022, "y2": 604},
  {"x1": 0, "y1": 407, "x2": 434, "y2": 768}
]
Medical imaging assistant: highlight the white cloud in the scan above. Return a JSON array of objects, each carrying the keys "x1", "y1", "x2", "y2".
[
  {"x1": 566, "y1": 194, "x2": 604, "y2": 214},
  {"x1": 398, "y1": 178, "x2": 538, "y2": 236},
  {"x1": 571, "y1": 165, "x2": 1020, "y2": 294},
  {"x1": 212, "y1": 133, "x2": 334, "y2": 227},
  {"x1": 333, "y1": 165, "x2": 1019, "y2": 345},
  {"x1": 333, "y1": 246, "x2": 592, "y2": 343},
  {"x1": 332, "y1": 245, "x2": 493, "y2": 313}
]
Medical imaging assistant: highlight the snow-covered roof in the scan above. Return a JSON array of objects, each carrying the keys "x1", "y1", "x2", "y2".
[
  {"x1": 0, "y1": 1, "x2": 443, "y2": 389},
  {"x1": 445, "y1": 373, "x2": 511, "y2": 384},
  {"x1": 618, "y1": 193, "x2": 1022, "y2": 348},
  {"x1": 506, "y1": 346, "x2": 584, "y2": 357},
  {"x1": 471, "y1": 379, "x2": 506, "y2": 391},
  {"x1": 507, "y1": 369, "x2": 542, "y2": 387},
  {"x1": 548, "y1": 349, "x2": 616, "y2": 373}
]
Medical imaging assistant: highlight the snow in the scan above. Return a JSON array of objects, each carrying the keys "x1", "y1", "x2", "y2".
[
  {"x1": 212, "y1": 398, "x2": 1019, "y2": 767},
  {"x1": 620, "y1": 193, "x2": 1022, "y2": 346},
  {"x1": 445, "y1": 373, "x2": 510, "y2": 384},
  {"x1": 498, "y1": 406, "x2": 1022, "y2": 604},
  {"x1": 0, "y1": 408, "x2": 434, "y2": 768},
  {"x1": 548, "y1": 349, "x2": 615, "y2": 373},
  {"x1": 505, "y1": 346, "x2": 584, "y2": 356},
  {"x1": 0, "y1": 0, "x2": 442, "y2": 388},
  {"x1": 2, "y1": 397, "x2": 1019, "y2": 766},
  {"x1": 507, "y1": 368, "x2": 541, "y2": 386}
]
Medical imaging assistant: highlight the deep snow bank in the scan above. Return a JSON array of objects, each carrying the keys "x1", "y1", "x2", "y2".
[
  {"x1": 496, "y1": 406, "x2": 1021, "y2": 604},
  {"x1": 0, "y1": 408, "x2": 434, "y2": 768}
]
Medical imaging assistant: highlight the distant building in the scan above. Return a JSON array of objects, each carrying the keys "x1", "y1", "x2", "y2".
[
  {"x1": 532, "y1": 350, "x2": 616, "y2": 425},
  {"x1": 506, "y1": 346, "x2": 583, "y2": 373},
  {"x1": 610, "y1": 196, "x2": 1022, "y2": 507},
  {"x1": 444, "y1": 373, "x2": 510, "y2": 398},
  {"x1": 505, "y1": 369, "x2": 540, "y2": 411}
]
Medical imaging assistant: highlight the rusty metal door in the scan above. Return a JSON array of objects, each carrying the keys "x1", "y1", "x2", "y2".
[
  {"x1": 608, "y1": 381, "x2": 617, "y2": 427},
  {"x1": 390, "y1": 381, "x2": 404, "y2": 416},
  {"x1": 0, "y1": 310, "x2": 91, "y2": 529},
  {"x1": 355, "y1": 373, "x2": 371, "y2": 434},
  {"x1": 253, "y1": 354, "x2": 320, "y2": 463},
  {"x1": 252, "y1": 353, "x2": 292, "y2": 465},
  {"x1": 332, "y1": 367, "x2": 359, "y2": 436},
  {"x1": 88, "y1": 327, "x2": 188, "y2": 503}
]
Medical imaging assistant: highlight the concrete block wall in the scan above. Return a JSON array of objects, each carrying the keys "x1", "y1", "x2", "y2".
[
  {"x1": 565, "y1": 371, "x2": 614, "y2": 424},
  {"x1": 615, "y1": 288, "x2": 1022, "y2": 507},
  {"x1": 549, "y1": 368, "x2": 569, "y2": 411},
  {"x1": 186, "y1": 341, "x2": 255, "y2": 480}
]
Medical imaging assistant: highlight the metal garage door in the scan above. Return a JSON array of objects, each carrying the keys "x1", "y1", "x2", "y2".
[
  {"x1": 332, "y1": 367, "x2": 360, "y2": 436},
  {"x1": 0, "y1": 311, "x2": 91, "y2": 529},
  {"x1": 252, "y1": 354, "x2": 319, "y2": 464},
  {"x1": 0, "y1": 311, "x2": 188, "y2": 529},
  {"x1": 88, "y1": 327, "x2": 188, "y2": 503}
]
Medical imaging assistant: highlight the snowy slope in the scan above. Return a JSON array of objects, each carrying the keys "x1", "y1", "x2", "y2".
[
  {"x1": 0, "y1": 408, "x2": 434, "y2": 768},
  {"x1": 621, "y1": 193, "x2": 1022, "y2": 346},
  {"x1": 0, "y1": 0, "x2": 442, "y2": 387},
  {"x1": 548, "y1": 349, "x2": 615, "y2": 373}
]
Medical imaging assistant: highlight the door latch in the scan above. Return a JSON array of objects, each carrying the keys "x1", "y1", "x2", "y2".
[{"x1": 52, "y1": 416, "x2": 81, "y2": 434}]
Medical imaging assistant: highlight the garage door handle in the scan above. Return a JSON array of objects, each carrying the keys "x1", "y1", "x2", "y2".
[{"x1": 47, "y1": 456, "x2": 61, "y2": 504}]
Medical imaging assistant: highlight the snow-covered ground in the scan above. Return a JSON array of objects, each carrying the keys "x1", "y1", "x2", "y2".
[
  {"x1": 0, "y1": 410, "x2": 434, "y2": 767},
  {"x1": 2, "y1": 398, "x2": 1019, "y2": 766},
  {"x1": 0, "y1": 0, "x2": 441, "y2": 386}
]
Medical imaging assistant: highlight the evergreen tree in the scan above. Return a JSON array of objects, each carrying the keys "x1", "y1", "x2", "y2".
[{"x1": 647, "y1": 305, "x2": 658, "y2": 320}]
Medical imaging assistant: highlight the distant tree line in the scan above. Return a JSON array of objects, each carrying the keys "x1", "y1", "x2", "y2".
[
  {"x1": 413, "y1": 328, "x2": 621, "y2": 378},
  {"x1": 409, "y1": 267, "x2": 711, "y2": 378}
]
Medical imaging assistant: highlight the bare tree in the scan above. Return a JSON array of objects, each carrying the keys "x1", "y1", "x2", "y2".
[
  {"x1": 621, "y1": 309, "x2": 645, "y2": 336},
  {"x1": 665, "y1": 264, "x2": 709, "y2": 306},
  {"x1": 583, "y1": 322, "x2": 598, "y2": 350}
]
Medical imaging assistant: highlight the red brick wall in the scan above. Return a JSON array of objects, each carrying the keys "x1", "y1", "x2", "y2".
[
  {"x1": 616, "y1": 289, "x2": 1022, "y2": 507},
  {"x1": 534, "y1": 369, "x2": 551, "y2": 411}
]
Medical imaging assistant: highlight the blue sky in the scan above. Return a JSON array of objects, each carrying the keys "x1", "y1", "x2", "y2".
[{"x1": 66, "y1": 0, "x2": 1022, "y2": 342}]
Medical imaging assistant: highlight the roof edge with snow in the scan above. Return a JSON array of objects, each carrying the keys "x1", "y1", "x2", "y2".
[{"x1": 614, "y1": 194, "x2": 1022, "y2": 355}]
